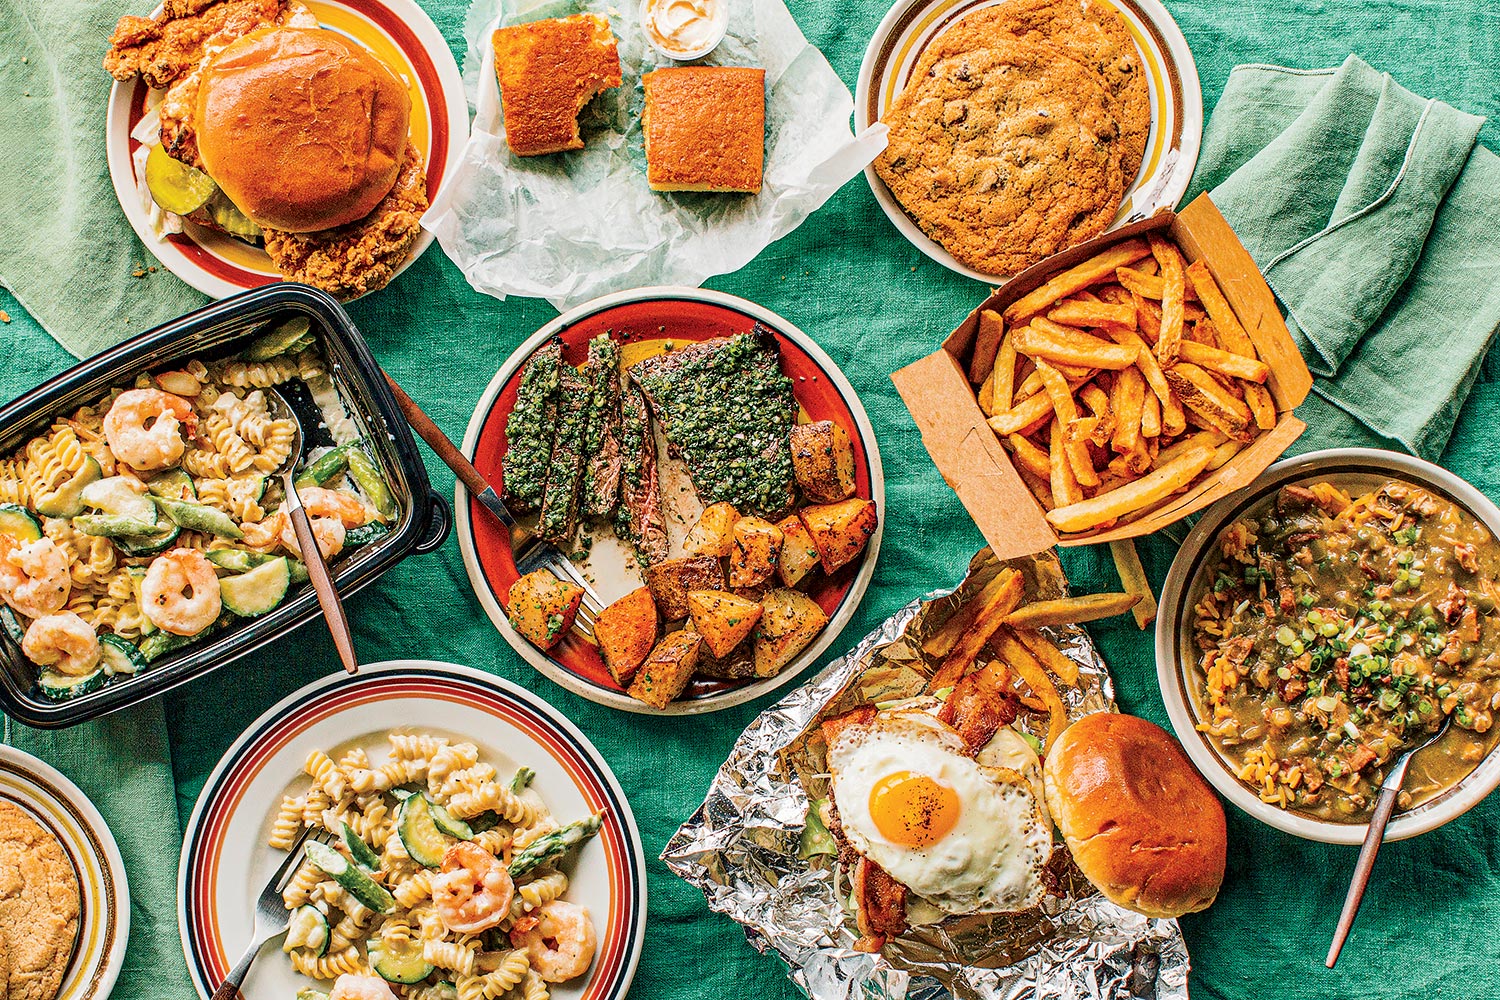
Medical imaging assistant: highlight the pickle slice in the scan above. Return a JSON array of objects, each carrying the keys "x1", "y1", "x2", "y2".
[
  {"x1": 208, "y1": 192, "x2": 263, "y2": 241},
  {"x1": 144, "y1": 143, "x2": 217, "y2": 216}
]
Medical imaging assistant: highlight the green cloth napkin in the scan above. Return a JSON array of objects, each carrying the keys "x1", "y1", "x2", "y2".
[
  {"x1": 0, "y1": 0, "x2": 208, "y2": 358},
  {"x1": 1185, "y1": 55, "x2": 1500, "y2": 460}
]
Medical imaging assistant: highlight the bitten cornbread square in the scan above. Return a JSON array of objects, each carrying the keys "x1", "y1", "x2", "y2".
[
  {"x1": 492, "y1": 13, "x2": 623, "y2": 157},
  {"x1": 642, "y1": 67, "x2": 766, "y2": 193}
]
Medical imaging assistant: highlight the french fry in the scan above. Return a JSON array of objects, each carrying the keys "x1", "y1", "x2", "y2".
[
  {"x1": 924, "y1": 568, "x2": 1019, "y2": 658},
  {"x1": 1165, "y1": 363, "x2": 1253, "y2": 440},
  {"x1": 1053, "y1": 362, "x2": 1097, "y2": 379},
  {"x1": 1048, "y1": 418, "x2": 1083, "y2": 506},
  {"x1": 1013, "y1": 626, "x2": 1081, "y2": 685},
  {"x1": 1005, "y1": 433, "x2": 1052, "y2": 481},
  {"x1": 1078, "y1": 382, "x2": 1114, "y2": 445},
  {"x1": 1108, "y1": 538, "x2": 1158, "y2": 629},
  {"x1": 1185, "y1": 260, "x2": 1277, "y2": 430},
  {"x1": 993, "y1": 631, "x2": 1068, "y2": 750},
  {"x1": 1036, "y1": 361, "x2": 1098, "y2": 487},
  {"x1": 1140, "y1": 386, "x2": 1161, "y2": 437},
  {"x1": 977, "y1": 367, "x2": 997, "y2": 415},
  {"x1": 1188, "y1": 316, "x2": 1219, "y2": 347},
  {"x1": 969, "y1": 309, "x2": 1005, "y2": 385},
  {"x1": 1114, "y1": 266, "x2": 1199, "y2": 302},
  {"x1": 988, "y1": 391, "x2": 1054, "y2": 436},
  {"x1": 1135, "y1": 255, "x2": 1160, "y2": 277},
  {"x1": 1046, "y1": 443, "x2": 1217, "y2": 533},
  {"x1": 1003, "y1": 592, "x2": 1144, "y2": 628},
  {"x1": 1183, "y1": 301, "x2": 1207, "y2": 322},
  {"x1": 1109, "y1": 364, "x2": 1145, "y2": 455},
  {"x1": 1004, "y1": 238, "x2": 1152, "y2": 322},
  {"x1": 1067, "y1": 415, "x2": 1100, "y2": 448},
  {"x1": 1015, "y1": 319, "x2": 1139, "y2": 371},
  {"x1": 1105, "y1": 329, "x2": 1186, "y2": 436},
  {"x1": 1047, "y1": 299, "x2": 1137, "y2": 331},
  {"x1": 927, "y1": 570, "x2": 1025, "y2": 692},
  {"x1": 1208, "y1": 437, "x2": 1247, "y2": 471},
  {"x1": 1177, "y1": 340, "x2": 1270, "y2": 383},
  {"x1": 1149, "y1": 234, "x2": 1186, "y2": 366},
  {"x1": 993, "y1": 331, "x2": 1017, "y2": 414},
  {"x1": 1155, "y1": 429, "x2": 1226, "y2": 466}
]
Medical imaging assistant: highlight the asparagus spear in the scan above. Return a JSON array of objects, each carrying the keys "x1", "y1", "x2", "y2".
[
  {"x1": 510, "y1": 813, "x2": 603, "y2": 878},
  {"x1": 510, "y1": 766, "x2": 536, "y2": 794}
]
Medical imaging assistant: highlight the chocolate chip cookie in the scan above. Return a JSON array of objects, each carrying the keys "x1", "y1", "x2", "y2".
[
  {"x1": 874, "y1": 32, "x2": 1126, "y2": 276},
  {"x1": 0, "y1": 801, "x2": 79, "y2": 1000}
]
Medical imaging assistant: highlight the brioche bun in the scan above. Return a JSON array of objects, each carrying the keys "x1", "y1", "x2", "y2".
[
  {"x1": 195, "y1": 27, "x2": 410, "y2": 232},
  {"x1": 1043, "y1": 713, "x2": 1226, "y2": 918}
]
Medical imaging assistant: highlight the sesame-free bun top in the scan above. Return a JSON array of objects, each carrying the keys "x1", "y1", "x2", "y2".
[
  {"x1": 1042, "y1": 713, "x2": 1226, "y2": 918},
  {"x1": 194, "y1": 27, "x2": 411, "y2": 233}
]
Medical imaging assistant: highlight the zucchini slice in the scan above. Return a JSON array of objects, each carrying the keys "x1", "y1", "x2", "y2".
[
  {"x1": 0, "y1": 504, "x2": 42, "y2": 544},
  {"x1": 341, "y1": 821, "x2": 381, "y2": 872},
  {"x1": 368, "y1": 937, "x2": 435, "y2": 985},
  {"x1": 152, "y1": 497, "x2": 244, "y2": 539},
  {"x1": 304, "y1": 841, "x2": 394, "y2": 914},
  {"x1": 98, "y1": 635, "x2": 147, "y2": 676},
  {"x1": 428, "y1": 800, "x2": 473, "y2": 841},
  {"x1": 296, "y1": 991, "x2": 330, "y2": 1000},
  {"x1": 396, "y1": 793, "x2": 453, "y2": 868},
  {"x1": 113, "y1": 521, "x2": 181, "y2": 557},
  {"x1": 38, "y1": 667, "x2": 106, "y2": 700},
  {"x1": 146, "y1": 469, "x2": 197, "y2": 501},
  {"x1": 219, "y1": 558, "x2": 289, "y2": 617},
  {"x1": 204, "y1": 548, "x2": 258, "y2": 573},
  {"x1": 283, "y1": 904, "x2": 330, "y2": 957},
  {"x1": 245, "y1": 315, "x2": 314, "y2": 361},
  {"x1": 34, "y1": 457, "x2": 102, "y2": 518},
  {"x1": 81, "y1": 476, "x2": 158, "y2": 523}
]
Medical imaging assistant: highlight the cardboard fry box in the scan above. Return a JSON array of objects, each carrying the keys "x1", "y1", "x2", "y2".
[{"x1": 891, "y1": 193, "x2": 1313, "y2": 559}]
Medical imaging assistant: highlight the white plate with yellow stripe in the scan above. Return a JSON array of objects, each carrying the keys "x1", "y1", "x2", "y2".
[
  {"x1": 855, "y1": 0, "x2": 1202, "y2": 282},
  {"x1": 0, "y1": 745, "x2": 129, "y2": 1000}
]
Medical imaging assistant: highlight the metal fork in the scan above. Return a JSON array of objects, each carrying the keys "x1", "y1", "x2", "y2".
[
  {"x1": 211, "y1": 825, "x2": 336, "y2": 1000},
  {"x1": 380, "y1": 372, "x2": 600, "y2": 637}
]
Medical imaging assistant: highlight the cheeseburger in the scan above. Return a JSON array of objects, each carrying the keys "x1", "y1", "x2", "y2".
[{"x1": 106, "y1": 1, "x2": 429, "y2": 298}]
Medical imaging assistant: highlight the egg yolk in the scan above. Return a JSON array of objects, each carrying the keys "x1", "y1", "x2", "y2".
[{"x1": 868, "y1": 771, "x2": 960, "y2": 847}]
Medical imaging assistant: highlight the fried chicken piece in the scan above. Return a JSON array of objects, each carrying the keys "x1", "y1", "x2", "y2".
[
  {"x1": 104, "y1": 0, "x2": 288, "y2": 89},
  {"x1": 262, "y1": 143, "x2": 428, "y2": 299}
]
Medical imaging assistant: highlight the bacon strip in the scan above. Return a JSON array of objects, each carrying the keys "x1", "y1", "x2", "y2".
[{"x1": 852, "y1": 857, "x2": 907, "y2": 952}]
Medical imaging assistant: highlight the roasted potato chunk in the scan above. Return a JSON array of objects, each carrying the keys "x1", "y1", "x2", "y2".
[
  {"x1": 593, "y1": 585, "x2": 660, "y2": 686},
  {"x1": 776, "y1": 515, "x2": 821, "y2": 588},
  {"x1": 790, "y1": 420, "x2": 856, "y2": 502},
  {"x1": 646, "y1": 555, "x2": 725, "y2": 621},
  {"x1": 686, "y1": 589, "x2": 763, "y2": 658},
  {"x1": 628, "y1": 629, "x2": 704, "y2": 708},
  {"x1": 506, "y1": 570, "x2": 583, "y2": 651},
  {"x1": 753, "y1": 588, "x2": 830, "y2": 677},
  {"x1": 684, "y1": 501, "x2": 739, "y2": 557},
  {"x1": 729, "y1": 516, "x2": 784, "y2": 589},
  {"x1": 800, "y1": 498, "x2": 878, "y2": 574}
]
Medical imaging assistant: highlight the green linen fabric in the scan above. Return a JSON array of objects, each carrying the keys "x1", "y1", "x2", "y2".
[
  {"x1": 1, "y1": 0, "x2": 209, "y2": 357},
  {"x1": 1184, "y1": 56, "x2": 1500, "y2": 461},
  {"x1": 2, "y1": 3, "x2": 1500, "y2": 1000}
]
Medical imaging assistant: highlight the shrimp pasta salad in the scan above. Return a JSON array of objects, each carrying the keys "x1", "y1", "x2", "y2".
[
  {"x1": 0, "y1": 316, "x2": 397, "y2": 700},
  {"x1": 271, "y1": 731, "x2": 603, "y2": 1000}
]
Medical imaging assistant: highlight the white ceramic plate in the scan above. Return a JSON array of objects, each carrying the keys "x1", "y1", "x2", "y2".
[
  {"x1": 177, "y1": 660, "x2": 647, "y2": 1000},
  {"x1": 1157, "y1": 448, "x2": 1500, "y2": 844},
  {"x1": 457, "y1": 287, "x2": 886, "y2": 715},
  {"x1": 855, "y1": 0, "x2": 1203, "y2": 282},
  {"x1": 104, "y1": 0, "x2": 468, "y2": 299},
  {"x1": 0, "y1": 745, "x2": 129, "y2": 1000}
]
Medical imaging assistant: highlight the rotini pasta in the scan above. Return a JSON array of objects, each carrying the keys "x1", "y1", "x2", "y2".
[{"x1": 269, "y1": 794, "x2": 305, "y2": 851}]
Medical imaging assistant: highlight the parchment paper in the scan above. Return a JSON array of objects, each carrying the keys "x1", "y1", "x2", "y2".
[{"x1": 423, "y1": 0, "x2": 888, "y2": 308}]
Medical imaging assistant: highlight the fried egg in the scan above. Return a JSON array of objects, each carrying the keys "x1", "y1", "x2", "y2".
[{"x1": 827, "y1": 712, "x2": 1051, "y2": 915}]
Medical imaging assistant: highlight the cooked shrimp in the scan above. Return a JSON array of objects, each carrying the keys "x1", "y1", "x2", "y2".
[
  {"x1": 0, "y1": 535, "x2": 71, "y2": 618},
  {"x1": 279, "y1": 488, "x2": 368, "y2": 560},
  {"x1": 21, "y1": 613, "x2": 100, "y2": 676},
  {"x1": 328, "y1": 974, "x2": 398, "y2": 1000},
  {"x1": 510, "y1": 900, "x2": 596, "y2": 983},
  {"x1": 142, "y1": 548, "x2": 221, "y2": 635},
  {"x1": 431, "y1": 841, "x2": 515, "y2": 934},
  {"x1": 103, "y1": 388, "x2": 196, "y2": 471}
]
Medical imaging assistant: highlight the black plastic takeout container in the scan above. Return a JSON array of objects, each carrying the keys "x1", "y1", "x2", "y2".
[{"x1": 0, "y1": 284, "x2": 450, "y2": 728}]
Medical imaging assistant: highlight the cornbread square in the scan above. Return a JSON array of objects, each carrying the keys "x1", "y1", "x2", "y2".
[
  {"x1": 492, "y1": 13, "x2": 623, "y2": 157},
  {"x1": 643, "y1": 67, "x2": 766, "y2": 193}
]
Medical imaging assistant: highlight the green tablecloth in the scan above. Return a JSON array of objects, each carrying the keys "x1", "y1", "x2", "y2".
[{"x1": 3, "y1": 2, "x2": 1500, "y2": 998}]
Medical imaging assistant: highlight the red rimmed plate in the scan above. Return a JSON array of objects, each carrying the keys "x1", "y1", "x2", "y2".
[
  {"x1": 457, "y1": 287, "x2": 886, "y2": 715},
  {"x1": 104, "y1": 0, "x2": 467, "y2": 299},
  {"x1": 176, "y1": 660, "x2": 646, "y2": 1000}
]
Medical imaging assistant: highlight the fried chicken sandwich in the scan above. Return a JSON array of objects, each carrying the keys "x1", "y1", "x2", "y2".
[{"x1": 106, "y1": 0, "x2": 429, "y2": 298}]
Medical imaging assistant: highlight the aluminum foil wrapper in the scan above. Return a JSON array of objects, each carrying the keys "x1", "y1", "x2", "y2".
[{"x1": 663, "y1": 549, "x2": 1191, "y2": 1000}]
